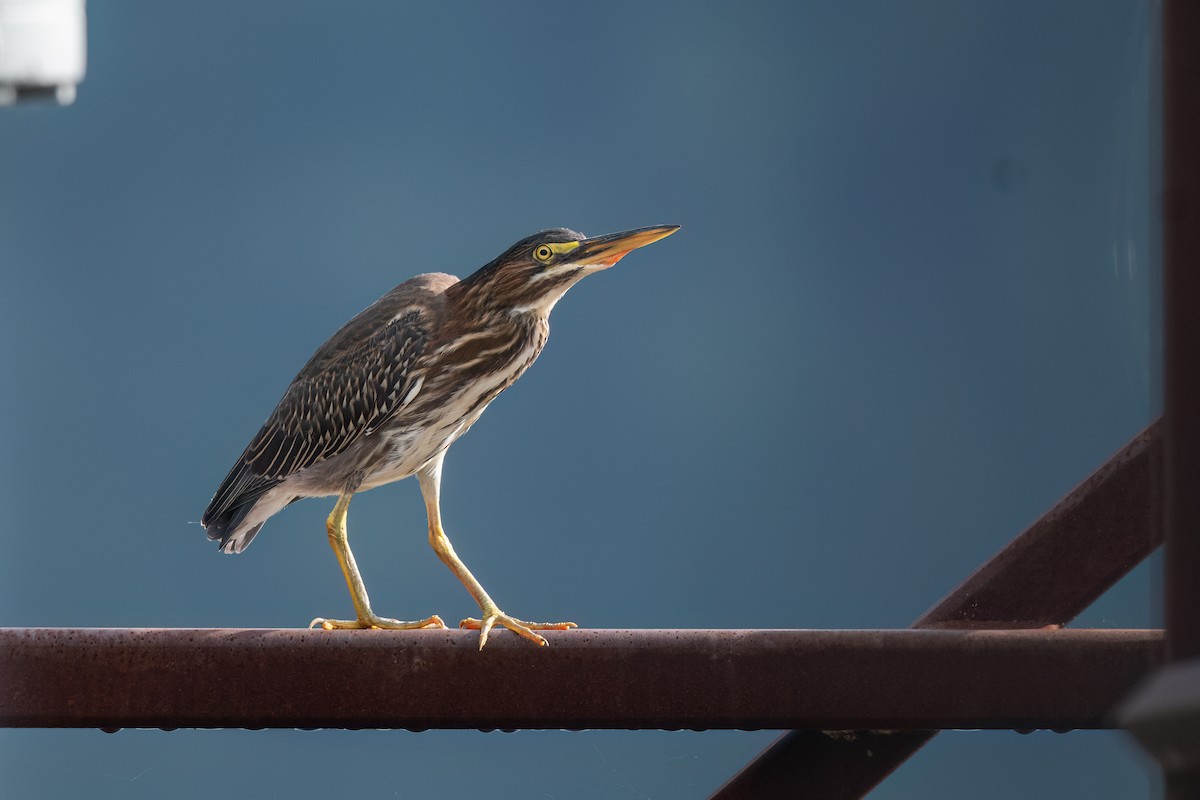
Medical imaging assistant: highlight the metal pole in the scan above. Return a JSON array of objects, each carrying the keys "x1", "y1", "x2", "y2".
[
  {"x1": 1160, "y1": 0, "x2": 1200, "y2": 670},
  {"x1": 1121, "y1": 2, "x2": 1200, "y2": 796},
  {"x1": 0, "y1": 628, "x2": 1161, "y2": 731}
]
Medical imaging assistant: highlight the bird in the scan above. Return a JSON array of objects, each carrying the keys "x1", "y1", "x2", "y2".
[{"x1": 201, "y1": 225, "x2": 679, "y2": 648}]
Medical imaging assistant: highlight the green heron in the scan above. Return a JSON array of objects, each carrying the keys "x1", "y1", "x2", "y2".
[{"x1": 202, "y1": 225, "x2": 679, "y2": 648}]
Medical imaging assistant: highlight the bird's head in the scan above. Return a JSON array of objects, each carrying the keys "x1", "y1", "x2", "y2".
[{"x1": 454, "y1": 225, "x2": 679, "y2": 317}]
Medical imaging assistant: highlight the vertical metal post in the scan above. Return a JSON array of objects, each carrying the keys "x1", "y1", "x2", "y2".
[
  {"x1": 1122, "y1": 2, "x2": 1200, "y2": 796},
  {"x1": 1160, "y1": 0, "x2": 1200, "y2": 669}
]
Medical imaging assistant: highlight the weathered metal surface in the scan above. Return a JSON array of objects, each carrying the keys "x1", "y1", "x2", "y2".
[
  {"x1": 1162, "y1": 0, "x2": 1200, "y2": 667},
  {"x1": 716, "y1": 422, "x2": 1163, "y2": 799},
  {"x1": 0, "y1": 628, "x2": 1161, "y2": 731},
  {"x1": 1123, "y1": 4, "x2": 1200, "y2": 798}
]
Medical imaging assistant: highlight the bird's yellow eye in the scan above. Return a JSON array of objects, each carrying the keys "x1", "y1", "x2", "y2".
[{"x1": 533, "y1": 244, "x2": 554, "y2": 262}]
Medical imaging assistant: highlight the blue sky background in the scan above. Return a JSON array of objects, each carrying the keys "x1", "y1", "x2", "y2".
[{"x1": 0, "y1": 2, "x2": 1160, "y2": 797}]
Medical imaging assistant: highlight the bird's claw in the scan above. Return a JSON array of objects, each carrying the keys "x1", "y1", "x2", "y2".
[
  {"x1": 308, "y1": 614, "x2": 447, "y2": 630},
  {"x1": 459, "y1": 611, "x2": 576, "y2": 649}
]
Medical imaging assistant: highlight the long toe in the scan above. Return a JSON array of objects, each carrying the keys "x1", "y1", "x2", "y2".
[
  {"x1": 310, "y1": 614, "x2": 446, "y2": 630},
  {"x1": 459, "y1": 612, "x2": 576, "y2": 649}
]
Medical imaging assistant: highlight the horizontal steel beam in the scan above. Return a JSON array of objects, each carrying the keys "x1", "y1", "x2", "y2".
[{"x1": 0, "y1": 627, "x2": 1162, "y2": 731}]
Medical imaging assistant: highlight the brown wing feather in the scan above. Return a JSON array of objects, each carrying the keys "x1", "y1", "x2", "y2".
[
  {"x1": 245, "y1": 308, "x2": 426, "y2": 477},
  {"x1": 202, "y1": 273, "x2": 456, "y2": 530}
]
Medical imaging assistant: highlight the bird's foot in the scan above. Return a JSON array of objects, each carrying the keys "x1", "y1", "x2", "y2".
[
  {"x1": 459, "y1": 609, "x2": 576, "y2": 649},
  {"x1": 309, "y1": 613, "x2": 447, "y2": 631}
]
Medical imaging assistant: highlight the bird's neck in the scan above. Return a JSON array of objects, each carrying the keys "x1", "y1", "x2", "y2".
[{"x1": 433, "y1": 289, "x2": 549, "y2": 376}]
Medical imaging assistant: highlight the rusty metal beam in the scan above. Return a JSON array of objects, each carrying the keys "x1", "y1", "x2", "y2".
[
  {"x1": 0, "y1": 628, "x2": 1161, "y2": 731},
  {"x1": 915, "y1": 419, "x2": 1162, "y2": 630},
  {"x1": 1122, "y1": 5, "x2": 1200, "y2": 798},
  {"x1": 715, "y1": 421, "x2": 1163, "y2": 799},
  {"x1": 1160, "y1": 0, "x2": 1200, "y2": 669}
]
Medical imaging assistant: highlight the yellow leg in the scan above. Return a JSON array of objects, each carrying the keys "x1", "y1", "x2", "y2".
[
  {"x1": 309, "y1": 492, "x2": 446, "y2": 631},
  {"x1": 418, "y1": 456, "x2": 575, "y2": 649}
]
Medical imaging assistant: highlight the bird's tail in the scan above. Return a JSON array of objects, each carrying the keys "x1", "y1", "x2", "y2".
[
  {"x1": 202, "y1": 461, "x2": 285, "y2": 554},
  {"x1": 201, "y1": 500, "x2": 267, "y2": 554}
]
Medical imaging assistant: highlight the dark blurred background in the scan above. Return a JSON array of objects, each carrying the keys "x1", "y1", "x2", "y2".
[{"x1": 0, "y1": 1, "x2": 1159, "y2": 797}]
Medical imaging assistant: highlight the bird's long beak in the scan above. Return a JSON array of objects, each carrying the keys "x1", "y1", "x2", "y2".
[{"x1": 573, "y1": 225, "x2": 680, "y2": 268}]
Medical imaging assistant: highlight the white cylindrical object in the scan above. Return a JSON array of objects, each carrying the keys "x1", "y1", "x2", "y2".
[{"x1": 0, "y1": 0, "x2": 87, "y2": 106}]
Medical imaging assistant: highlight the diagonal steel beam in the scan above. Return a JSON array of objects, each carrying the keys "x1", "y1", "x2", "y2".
[{"x1": 713, "y1": 420, "x2": 1163, "y2": 799}]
